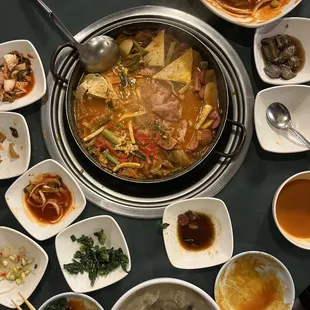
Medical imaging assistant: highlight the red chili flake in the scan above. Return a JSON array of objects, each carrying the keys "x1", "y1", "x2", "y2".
[
  {"x1": 28, "y1": 54, "x2": 34, "y2": 59},
  {"x1": 0, "y1": 272, "x2": 7, "y2": 277}
]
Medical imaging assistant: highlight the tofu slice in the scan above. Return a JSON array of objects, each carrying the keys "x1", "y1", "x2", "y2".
[
  {"x1": 144, "y1": 30, "x2": 165, "y2": 67},
  {"x1": 153, "y1": 48, "x2": 193, "y2": 85}
]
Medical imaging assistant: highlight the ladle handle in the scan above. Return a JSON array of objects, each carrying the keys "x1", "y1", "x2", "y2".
[
  {"x1": 30, "y1": 0, "x2": 78, "y2": 46},
  {"x1": 289, "y1": 126, "x2": 310, "y2": 149}
]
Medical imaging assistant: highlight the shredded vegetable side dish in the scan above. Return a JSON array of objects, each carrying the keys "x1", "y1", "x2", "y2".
[
  {"x1": 75, "y1": 30, "x2": 221, "y2": 180},
  {"x1": 0, "y1": 246, "x2": 35, "y2": 285},
  {"x1": 0, "y1": 51, "x2": 35, "y2": 102}
]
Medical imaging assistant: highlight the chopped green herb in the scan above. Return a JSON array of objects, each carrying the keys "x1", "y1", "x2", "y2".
[
  {"x1": 94, "y1": 229, "x2": 107, "y2": 245},
  {"x1": 157, "y1": 221, "x2": 170, "y2": 230},
  {"x1": 44, "y1": 298, "x2": 69, "y2": 310},
  {"x1": 70, "y1": 235, "x2": 76, "y2": 242},
  {"x1": 63, "y1": 230, "x2": 129, "y2": 286}
]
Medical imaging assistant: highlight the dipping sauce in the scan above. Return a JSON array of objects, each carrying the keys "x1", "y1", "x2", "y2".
[
  {"x1": 276, "y1": 179, "x2": 310, "y2": 238},
  {"x1": 177, "y1": 210, "x2": 215, "y2": 251}
]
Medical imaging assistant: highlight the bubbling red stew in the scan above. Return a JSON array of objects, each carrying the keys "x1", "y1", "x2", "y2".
[{"x1": 74, "y1": 30, "x2": 221, "y2": 180}]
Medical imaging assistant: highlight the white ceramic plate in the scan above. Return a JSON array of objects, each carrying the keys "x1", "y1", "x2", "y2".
[
  {"x1": 214, "y1": 251, "x2": 295, "y2": 310},
  {"x1": 273, "y1": 171, "x2": 310, "y2": 250},
  {"x1": 254, "y1": 17, "x2": 310, "y2": 85},
  {"x1": 0, "y1": 40, "x2": 46, "y2": 111},
  {"x1": 162, "y1": 198, "x2": 233, "y2": 269},
  {"x1": 5, "y1": 159, "x2": 86, "y2": 241},
  {"x1": 0, "y1": 226, "x2": 48, "y2": 309},
  {"x1": 255, "y1": 85, "x2": 310, "y2": 153},
  {"x1": 38, "y1": 292, "x2": 104, "y2": 310},
  {"x1": 199, "y1": 0, "x2": 301, "y2": 28},
  {"x1": 0, "y1": 112, "x2": 31, "y2": 179},
  {"x1": 55, "y1": 215, "x2": 131, "y2": 293}
]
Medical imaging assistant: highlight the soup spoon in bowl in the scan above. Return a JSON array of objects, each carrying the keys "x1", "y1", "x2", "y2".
[
  {"x1": 31, "y1": 0, "x2": 119, "y2": 73},
  {"x1": 266, "y1": 102, "x2": 310, "y2": 149}
]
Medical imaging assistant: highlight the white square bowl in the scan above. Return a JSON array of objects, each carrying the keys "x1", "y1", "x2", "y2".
[
  {"x1": 163, "y1": 197, "x2": 233, "y2": 269},
  {"x1": 0, "y1": 226, "x2": 48, "y2": 309},
  {"x1": 255, "y1": 85, "x2": 310, "y2": 153},
  {"x1": 254, "y1": 18, "x2": 310, "y2": 85},
  {"x1": 0, "y1": 112, "x2": 31, "y2": 179},
  {"x1": 55, "y1": 215, "x2": 131, "y2": 293},
  {"x1": 0, "y1": 40, "x2": 46, "y2": 111},
  {"x1": 200, "y1": 0, "x2": 301, "y2": 28},
  {"x1": 5, "y1": 159, "x2": 86, "y2": 241}
]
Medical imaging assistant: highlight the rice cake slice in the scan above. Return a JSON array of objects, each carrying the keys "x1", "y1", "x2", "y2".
[
  {"x1": 144, "y1": 30, "x2": 165, "y2": 67},
  {"x1": 153, "y1": 48, "x2": 193, "y2": 84}
]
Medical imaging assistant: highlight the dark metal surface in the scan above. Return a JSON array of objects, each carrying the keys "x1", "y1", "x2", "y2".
[{"x1": 0, "y1": 1, "x2": 310, "y2": 310}]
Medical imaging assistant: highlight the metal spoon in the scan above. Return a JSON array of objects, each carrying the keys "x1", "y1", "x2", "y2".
[
  {"x1": 31, "y1": 0, "x2": 119, "y2": 72},
  {"x1": 266, "y1": 102, "x2": 310, "y2": 149}
]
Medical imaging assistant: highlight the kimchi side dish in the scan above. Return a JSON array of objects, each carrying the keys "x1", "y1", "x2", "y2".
[
  {"x1": 0, "y1": 51, "x2": 35, "y2": 102},
  {"x1": 75, "y1": 30, "x2": 221, "y2": 180}
]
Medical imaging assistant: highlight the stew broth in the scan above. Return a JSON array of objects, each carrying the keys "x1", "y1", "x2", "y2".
[{"x1": 74, "y1": 30, "x2": 221, "y2": 180}]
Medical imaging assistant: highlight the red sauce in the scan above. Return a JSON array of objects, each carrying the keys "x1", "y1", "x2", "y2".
[
  {"x1": 24, "y1": 175, "x2": 73, "y2": 225},
  {"x1": 24, "y1": 72, "x2": 35, "y2": 95}
]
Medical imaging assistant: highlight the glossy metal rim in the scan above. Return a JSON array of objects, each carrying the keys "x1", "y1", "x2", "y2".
[{"x1": 41, "y1": 6, "x2": 254, "y2": 218}]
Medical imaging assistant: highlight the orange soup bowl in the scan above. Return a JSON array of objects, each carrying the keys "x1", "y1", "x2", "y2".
[{"x1": 273, "y1": 171, "x2": 310, "y2": 250}]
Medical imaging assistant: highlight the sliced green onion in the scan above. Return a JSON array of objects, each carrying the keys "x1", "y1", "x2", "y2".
[
  {"x1": 133, "y1": 151, "x2": 146, "y2": 161},
  {"x1": 166, "y1": 41, "x2": 176, "y2": 65},
  {"x1": 103, "y1": 151, "x2": 120, "y2": 166},
  {"x1": 102, "y1": 129, "x2": 119, "y2": 145}
]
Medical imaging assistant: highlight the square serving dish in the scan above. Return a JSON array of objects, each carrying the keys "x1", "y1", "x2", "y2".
[
  {"x1": 254, "y1": 18, "x2": 310, "y2": 85},
  {"x1": 163, "y1": 197, "x2": 233, "y2": 269},
  {"x1": 55, "y1": 215, "x2": 131, "y2": 293},
  {"x1": 255, "y1": 85, "x2": 310, "y2": 153},
  {"x1": 0, "y1": 226, "x2": 48, "y2": 309},
  {"x1": 5, "y1": 159, "x2": 86, "y2": 241},
  {"x1": 0, "y1": 40, "x2": 46, "y2": 111},
  {"x1": 0, "y1": 112, "x2": 31, "y2": 180}
]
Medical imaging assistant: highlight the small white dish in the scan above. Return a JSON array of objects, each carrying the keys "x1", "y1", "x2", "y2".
[
  {"x1": 55, "y1": 215, "x2": 131, "y2": 293},
  {"x1": 215, "y1": 251, "x2": 295, "y2": 310},
  {"x1": 254, "y1": 17, "x2": 310, "y2": 85},
  {"x1": 0, "y1": 40, "x2": 46, "y2": 111},
  {"x1": 273, "y1": 171, "x2": 310, "y2": 250},
  {"x1": 38, "y1": 292, "x2": 104, "y2": 310},
  {"x1": 5, "y1": 159, "x2": 86, "y2": 241},
  {"x1": 0, "y1": 112, "x2": 31, "y2": 179},
  {"x1": 0, "y1": 226, "x2": 48, "y2": 309},
  {"x1": 255, "y1": 85, "x2": 310, "y2": 153},
  {"x1": 200, "y1": 0, "x2": 301, "y2": 29},
  {"x1": 162, "y1": 197, "x2": 233, "y2": 269}
]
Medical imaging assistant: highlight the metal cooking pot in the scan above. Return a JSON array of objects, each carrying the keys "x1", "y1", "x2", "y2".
[{"x1": 50, "y1": 19, "x2": 246, "y2": 184}]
